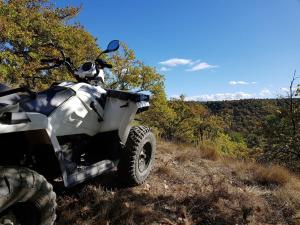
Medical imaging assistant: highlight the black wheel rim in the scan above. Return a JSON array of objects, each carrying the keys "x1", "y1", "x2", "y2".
[{"x1": 138, "y1": 142, "x2": 153, "y2": 173}]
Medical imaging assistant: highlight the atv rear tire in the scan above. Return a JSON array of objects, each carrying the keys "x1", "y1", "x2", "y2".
[
  {"x1": 118, "y1": 126, "x2": 156, "y2": 185},
  {"x1": 0, "y1": 167, "x2": 56, "y2": 225}
]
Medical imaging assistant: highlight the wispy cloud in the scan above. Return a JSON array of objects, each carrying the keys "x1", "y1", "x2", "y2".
[
  {"x1": 159, "y1": 58, "x2": 218, "y2": 72},
  {"x1": 160, "y1": 67, "x2": 171, "y2": 72},
  {"x1": 229, "y1": 81, "x2": 257, "y2": 85},
  {"x1": 186, "y1": 62, "x2": 218, "y2": 72},
  {"x1": 189, "y1": 59, "x2": 201, "y2": 66},
  {"x1": 159, "y1": 58, "x2": 192, "y2": 67},
  {"x1": 229, "y1": 81, "x2": 248, "y2": 85}
]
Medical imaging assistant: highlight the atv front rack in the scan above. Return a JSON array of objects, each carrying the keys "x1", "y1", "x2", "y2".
[{"x1": 106, "y1": 89, "x2": 150, "y2": 102}]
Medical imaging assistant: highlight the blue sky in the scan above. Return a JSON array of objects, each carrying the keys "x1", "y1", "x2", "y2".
[{"x1": 56, "y1": 0, "x2": 300, "y2": 100}]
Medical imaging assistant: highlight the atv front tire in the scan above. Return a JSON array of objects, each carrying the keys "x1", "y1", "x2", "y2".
[
  {"x1": 118, "y1": 126, "x2": 156, "y2": 185},
  {"x1": 0, "y1": 167, "x2": 56, "y2": 225}
]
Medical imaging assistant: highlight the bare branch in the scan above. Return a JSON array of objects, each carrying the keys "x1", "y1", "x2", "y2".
[{"x1": 289, "y1": 71, "x2": 298, "y2": 136}]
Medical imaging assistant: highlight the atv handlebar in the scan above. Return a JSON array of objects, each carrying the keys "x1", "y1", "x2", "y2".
[
  {"x1": 39, "y1": 57, "x2": 75, "y2": 73},
  {"x1": 38, "y1": 40, "x2": 118, "y2": 83},
  {"x1": 95, "y1": 58, "x2": 112, "y2": 69},
  {"x1": 40, "y1": 57, "x2": 113, "y2": 73}
]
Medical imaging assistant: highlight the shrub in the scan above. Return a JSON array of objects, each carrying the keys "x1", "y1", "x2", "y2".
[
  {"x1": 199, "y1": 144, "x2": 219, "y2": 161},
  {"x1": 203, "y1": 133, "x2": 249, "y2": 159},
  {"x1": 226, "y1": 161, "x2": 292, "y2": 187},
  {"x1": 254, "y1": 165, "x2": 291, "y2": 186}
]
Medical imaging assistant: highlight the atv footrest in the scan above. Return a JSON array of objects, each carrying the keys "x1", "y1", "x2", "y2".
[
  {"x1": 0, "y1": 111, "x2": 30, "y2": 124},
  {"x1": 65, "y1": 160, "x2": 116, "y2": 187}
]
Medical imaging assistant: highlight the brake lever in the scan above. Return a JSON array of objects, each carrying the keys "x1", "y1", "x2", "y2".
[{"x1": 64, "y1": 59, "x2": 76, "y2": 74}]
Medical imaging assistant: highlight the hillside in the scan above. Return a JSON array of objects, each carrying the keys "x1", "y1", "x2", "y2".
[
  {"x1": 203, "y1": 99, "x2": 275, "y2": 135},
  {"x1": 56, "y1": 141, "x2": 300, "y2": 225},
  {"x1": 198, "y1": 99, "x2": 299, "y2": 148}
]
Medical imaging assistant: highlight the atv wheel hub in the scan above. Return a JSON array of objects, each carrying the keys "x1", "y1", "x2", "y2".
[{"x1": 138, "y1": 142, "x2": 152, "y2": 173}]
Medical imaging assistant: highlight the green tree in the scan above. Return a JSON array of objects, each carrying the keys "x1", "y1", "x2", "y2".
[
  {"x1": 0, "y1": 0, "x2": 100, "y2": 88},
  {"x1": 141, "y1": 89, "x2": 176, "y2": 138},
  {"x1": 106, "y1": 42, "x2": 164, "y2": 94},
  {"x1": 162, "y1": 96, "x2": 226, "y2": 144},
  {"x1": 263, "y1": 75, "x2": 300, "y2": 169}
]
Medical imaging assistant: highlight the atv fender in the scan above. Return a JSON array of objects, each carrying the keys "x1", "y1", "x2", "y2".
[
  {"x1": 118, "y1": 101, "x2": 149, "y2": 144},
  {"x1": 117, "y1": 101, "x2": 139, "y2": 144}
]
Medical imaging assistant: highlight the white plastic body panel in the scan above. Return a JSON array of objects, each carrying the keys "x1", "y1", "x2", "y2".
[
  {"x1": 49, "y1": 96, "x2": 99, "y2": 136},
  {"x1": 100, "y1": 97, "x2": 139, "y2": 143},
  {"x1": 49, "y1": 82, "x2": 106, "y2": 136},
  {"x1": 52, "y1": 82, "x2": 141, "y2": 142}
]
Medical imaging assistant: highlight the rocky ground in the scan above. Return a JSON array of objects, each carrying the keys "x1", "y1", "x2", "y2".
[{"x1": 55, "y1": 141, "x2": 300, "y2": 225}]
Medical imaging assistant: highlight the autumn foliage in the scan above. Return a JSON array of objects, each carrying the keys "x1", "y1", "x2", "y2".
[{"x1": 0, "y1": 0, "x2": 101, "y2": 88}]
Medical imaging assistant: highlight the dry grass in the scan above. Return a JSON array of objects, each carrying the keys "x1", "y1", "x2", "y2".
[
  {"x1": 255, "y1": 164, "x2": 291, "y2": 186},
  {"x1": 157, "y1": 141, "x2": 178, "y2": 154},
  {"x1": 155, "y1": 166, "x2": 174, "y2": 176},
  {"x1": 222, "y1": 159, "x2": 292, "y2": 187},
  {"x1": 160, "y1": 141, "x2": 219, "y2": 163},
  {"x1": 221, "y1": 158, "x2": 300, "y2": 224},
  {"x1": 175, "y1": 150, "x2": 197, "y2": 163},
  {"x1": 199, "y1": 144, "x2": 219, "y2": 161},
  {"x1": 274, "y1": 176, "x2": 300, "y2": 223},
  {"x1": 174, "y1": 146, "x2": 219, "y2": 163},
  {"x1": 55, "y1": 141, "x2": 300, "y2": 225}
]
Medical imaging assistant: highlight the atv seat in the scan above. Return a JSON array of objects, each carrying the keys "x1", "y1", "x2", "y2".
[{"x1": 20, "y1": 86, "x2": 75, "y2": 116}]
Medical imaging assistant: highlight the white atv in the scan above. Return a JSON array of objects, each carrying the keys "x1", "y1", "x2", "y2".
[{"x1": 0, "y1": 40, "x2": 156, "y2": 225}]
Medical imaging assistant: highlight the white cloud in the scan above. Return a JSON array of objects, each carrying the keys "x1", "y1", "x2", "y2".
[
  {"x1": 259, "y1": 89, "x2": 272, "y2": 97},
  {"x1": 229, "y1": 81, "x2": 248, "y2": 85},
  {"x1": 175, "y1": 92, "x2": 253, "y2": 101},
  {"x1": 159, "y1": 58, "x2": 218, "y2": 72},
  {"x1": 159, "y1": 58, "x2": 192, "y2": 67},
  {"x1": 229, "y1": 81, "x2": 257, "y2": 85},
  {"x1": 186, "y1": 62, "x2": 218, "y2": 72},
  {"x1": 189, "y1": 59, "x2": 201, "y2": 65},
  {"x1": 160, "y1": 67, "x2": 171, "y2": 72}
]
